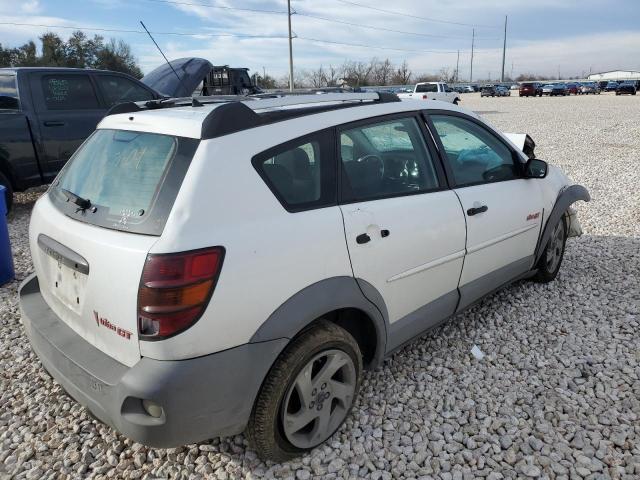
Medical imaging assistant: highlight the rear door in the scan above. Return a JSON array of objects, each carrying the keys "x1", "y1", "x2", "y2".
[
  {"x1": 28, "y1": 71, "x2": 106, "y2": 181},
  {"x1": 338, "y1": 114, "x2": 466, "y2": 350},
  {"x1": 0, "y1": 73, "x2": 42, "y2": 189},
  {"x1": 426, "y1": 112, "x2": 544, "y2": 310}
]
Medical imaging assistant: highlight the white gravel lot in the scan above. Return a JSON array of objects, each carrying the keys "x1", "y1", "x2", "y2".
[{"x1": 1, "y1": 92, "x2": 639, "y2": 480}]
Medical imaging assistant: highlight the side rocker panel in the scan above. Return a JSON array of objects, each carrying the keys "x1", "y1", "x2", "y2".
[{"x1": 249, "y1": 276, "x2": 388, "y2": 367}]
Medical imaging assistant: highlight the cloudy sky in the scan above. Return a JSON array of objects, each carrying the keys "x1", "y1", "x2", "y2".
[{"x1": 1, "y1": 0, "x2": 639, "y2": 81}]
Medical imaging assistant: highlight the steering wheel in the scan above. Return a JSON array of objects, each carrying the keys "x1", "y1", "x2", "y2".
[{"x1": 355, "y1": 154, "x2": 385, "y2": 181}]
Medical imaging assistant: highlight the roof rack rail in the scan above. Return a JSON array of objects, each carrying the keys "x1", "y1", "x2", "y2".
[
  {"x1": 200, "y1": 92, "x2": 400, "y2": 139},
  {"x1": 105, "y1": 95, "x2": 247, "y2": 116},
  {"x1": 106, "y1": 92, "x2": 400, "y2": 139}
]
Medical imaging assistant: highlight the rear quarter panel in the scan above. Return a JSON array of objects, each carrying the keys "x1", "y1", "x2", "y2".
[{"x1": 140, "y1": 121, "x2": 354, "y2": 361}]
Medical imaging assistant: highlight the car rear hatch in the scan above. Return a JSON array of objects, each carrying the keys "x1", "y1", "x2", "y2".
[
  {"x1": 30, "y1": 128, "x2": 199, "y2": 367},
  {"x1": 141, "y1": 57, "x2": 213, "y2": 98}
]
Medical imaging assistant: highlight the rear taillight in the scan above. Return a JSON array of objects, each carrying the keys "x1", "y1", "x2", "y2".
[
  {"x1": 422, "y1": 94, "x2": 428, "y2": 99},
  {"x1": 137, "y1": 247, "x2": 225, "y2": 340}
]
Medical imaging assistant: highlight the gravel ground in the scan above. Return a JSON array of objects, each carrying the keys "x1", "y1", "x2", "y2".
[{"x1": 1, "y1": 92, "x2": 639, "y2": 480}]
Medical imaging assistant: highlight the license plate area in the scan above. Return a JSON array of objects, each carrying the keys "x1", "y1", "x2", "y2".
[{"x1": 47, "y1": 256, "x2": 88, "y2": 314}]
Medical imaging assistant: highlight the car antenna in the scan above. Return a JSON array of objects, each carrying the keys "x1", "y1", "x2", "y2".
[{"x1": 140, "y1": 21, "x2": 181, "y2": 82}]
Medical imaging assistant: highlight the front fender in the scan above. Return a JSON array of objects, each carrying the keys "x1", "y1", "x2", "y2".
[{"x1": 534, "y1": 184, "x2": 590, "y2": 264}]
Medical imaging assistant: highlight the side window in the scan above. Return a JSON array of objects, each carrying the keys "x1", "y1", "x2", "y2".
[
  {"x1": 0, "y1": 75, "x2": 20, "y2": 109},
  {"x1": 340, "y1": 117, "x2": 440, "y2": 202},
  {"x1": 253, "y1": 130, "x2": 335, "y2": 211},
  {"x1": 430, "y1": 115, "x2": 520, "y2": 187},
  {"x1": 96, "y1": 75, "x2": 154, "y2": 107},
  {"x1": 41, "y1": 75, "x2": 99, "y2": 110}
]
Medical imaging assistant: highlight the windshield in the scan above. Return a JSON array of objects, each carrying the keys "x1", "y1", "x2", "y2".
[{"x1": 51, "y1": 129, "x2": 199, "y2": 235}]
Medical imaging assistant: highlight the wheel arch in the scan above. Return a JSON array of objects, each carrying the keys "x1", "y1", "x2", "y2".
[
  {"x1": 534, "y1": 184, "x2": 590, "y2": 264},
  {"x1": 249, "y1": 276, "x2": 388, "y2": 369}
]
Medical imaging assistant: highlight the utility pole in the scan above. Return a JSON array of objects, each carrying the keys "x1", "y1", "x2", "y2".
[
  {"x1": 287, "y1": 0, "x2": 294, "y2": 91},
  {"x1": 501, "y1": 15, "x2": 507, "y2": 82},
  {"x1": 470, "y1": 28, "x2": 475, "y2": 83},
  {"x1": 456, "y1": 50, "x2": 460, "y2": 83}
]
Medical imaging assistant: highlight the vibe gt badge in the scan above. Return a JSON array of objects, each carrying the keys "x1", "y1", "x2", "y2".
[{"x1": 94, "y1": 311, "x2": 132, "y2": 340}]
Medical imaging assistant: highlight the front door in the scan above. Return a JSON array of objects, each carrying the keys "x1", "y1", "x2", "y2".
[
  {"x1": 427, "y1": 113, "x2": 544, "y2": 309},
  {"x1": 29, "y1": 72, "x2": 106, "y2": 181},
  {"x1": 338, "y1": 115, "x2": 467, "y2": 351}
]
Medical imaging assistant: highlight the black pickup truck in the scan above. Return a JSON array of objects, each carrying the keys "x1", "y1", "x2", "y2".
[{"x1": 0, "y1": 67, "x2": 161, "y2": 211}]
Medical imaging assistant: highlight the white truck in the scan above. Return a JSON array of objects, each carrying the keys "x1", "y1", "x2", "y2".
[{"x1": 397, "y1": 82, "x2": 460, "y2": 104}]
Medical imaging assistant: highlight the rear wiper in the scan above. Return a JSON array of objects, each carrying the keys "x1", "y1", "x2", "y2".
[{"x1": 61, "y1": 188, "x2": 93, "y2": 212}]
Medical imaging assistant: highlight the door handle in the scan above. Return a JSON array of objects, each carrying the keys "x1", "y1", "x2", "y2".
[
  {"x1": 356, "y1": 233, "x2": 371, "y2": 244},
  {"x1": 467, "y1": 205, "x2": 488, "y2": 216},
  {"x1": 44, "y1": 121, "x2": 66, "y2": 127},
  {"x1": 380, "y1": 229, "x2": 390, "y2": 238}
]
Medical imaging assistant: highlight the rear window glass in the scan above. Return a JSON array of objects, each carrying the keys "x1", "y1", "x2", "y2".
[
  {"x1": 42, "y1": 75, "x2": 100, "y2": 110},
  {"x1": 0, "y1": 75, "x2": 19, "y2": 109},
  {"x1": 51, "y1": 129, "x2": 199, "y2": 235},
  {"x1": 415, "y1": 84, "x2": 437, "y2": 93}
]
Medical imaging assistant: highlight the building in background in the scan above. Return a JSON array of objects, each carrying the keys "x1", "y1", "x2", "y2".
[{"x1": 587, "y1": 70, "x2": 640, "y2": 81}]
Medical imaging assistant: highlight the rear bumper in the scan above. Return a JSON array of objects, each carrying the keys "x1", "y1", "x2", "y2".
[{"x1": 19, "y1": 274, "x2": 287, "y2": 448}]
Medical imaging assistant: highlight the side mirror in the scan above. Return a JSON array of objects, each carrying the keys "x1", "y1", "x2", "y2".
[{"x1": 524, "y1": 158, "x2": 548, "y2": 178}]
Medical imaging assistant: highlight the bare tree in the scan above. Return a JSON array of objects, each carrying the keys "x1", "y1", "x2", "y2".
[
  {"x1": 414, "y1": 73, "x2": 439, "y2": 83},
  {"x1": 341, "y1": 60, "x2": 375, "y2": 86},
  {"x1": 391, "y1": 60, "x2": 412, "y2": 85},
  {"x1": 438, "y1": 67, "x2": 455, "y2": 83},
  {"x1": 371, "y1": 58, "x2": 394, "y2": 86},
  {"x1": 325, "y1": 64, "x2": 340, "y2": 86},
  {"x1": 304, "y1": 65, "x2": 327, "y2": 88}
]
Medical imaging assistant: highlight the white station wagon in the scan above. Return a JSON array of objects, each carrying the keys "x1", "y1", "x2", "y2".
[{"x1": 20, "y1": 92, "x2": 589, "y2": 461}]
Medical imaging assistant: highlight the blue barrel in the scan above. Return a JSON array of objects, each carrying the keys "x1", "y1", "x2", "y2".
[{"x1": 0, "y1": 185, "x2": 15, "y2": 285}]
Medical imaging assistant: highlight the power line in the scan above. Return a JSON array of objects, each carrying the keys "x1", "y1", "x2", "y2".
[
  {"x1": 0, "y1": 21, "x2": 463, "y2": 54},
  {"x1": 330, "y1": 0, "x2": 501, "y2": 29},
  {"x1": 297, "y1": 36, "x2": 459, "y2": 54},
  {"x1": 139, "y1": 0, "x2": 287, "y2": 15},
  {"x1": 0, "y1": 22, "x2": 288, "y2": 39},
  {"x1": 296, "y1": 11, "x2": 500, "y2": 40}
]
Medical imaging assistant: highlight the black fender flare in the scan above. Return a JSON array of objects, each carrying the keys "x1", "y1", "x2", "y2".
[
  {"x1": 249, "y1": 276, "x2": 388, "y2": 368},
  {"x1": 534, "y1": 184, "x2": 590, "y2": 264}
]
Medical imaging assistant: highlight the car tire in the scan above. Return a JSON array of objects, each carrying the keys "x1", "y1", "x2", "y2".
[
  {"x1": 246, "y1": 320, "x2": 362, "y2": 462},
  {"x1": 0, "y1": 171, "x2": 13, "y2": 215},
  {"x1": 533, "y1": 217, "x2": 567, "y2": 283}
]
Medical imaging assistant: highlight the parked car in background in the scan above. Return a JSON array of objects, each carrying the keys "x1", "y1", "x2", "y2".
[
  {"x1": 480, "y1": 85, "x2": 497, "y2": 97},
  {"x1": 579, "y1": 82, "x2": 601, "y2": 95},
  {"x1": 597, "y1": 81, "x2": 609, "y2": 91},
  {"x1": 566, "y1": 83, "x2": 579, "y2": 95},
  {"x1": 510, "y1": 84, "x2": 519, "y2": 91},
  {"x1": 0, "y1": 67, "x2": 161, "y2": 211},
  {"x1": 542, "y1": 84, "x2": 567, "y2": 96},
  {"x1": 519, "y1": 82, "x2": 542, "y2": 97},
  {"x1": 615, "y1": 81, "x2": 637, "y2": 95},
  {"x1": 397, "y1": 82, "x2": 460, "y2": 104},
  {"x1": 463, "y1": 85, "x2": 475, "y2": 93},
  {"x1": 495, "y1": 86, "x2": 511, "y2": 96},
  {"x1": 605, "y1": 81, "x2": 619, "y2": 92},
  {"x1": 19, "y1": 92, "x2": 589, "y2": 461}
]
